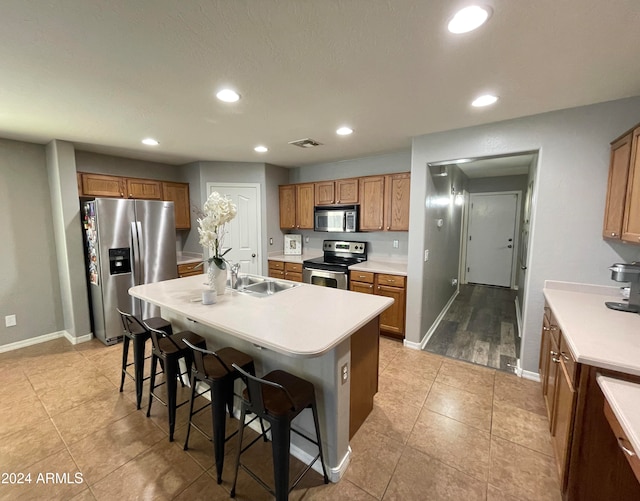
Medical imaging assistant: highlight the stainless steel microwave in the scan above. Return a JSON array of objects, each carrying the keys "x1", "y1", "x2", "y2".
[{"x1": 314, "y1": 205, "x2": 359, "y2": 232}]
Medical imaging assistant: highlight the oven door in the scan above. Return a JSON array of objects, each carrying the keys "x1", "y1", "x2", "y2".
[{"x1": 303, "y1": 267, "x2": 348, "y2": 290}]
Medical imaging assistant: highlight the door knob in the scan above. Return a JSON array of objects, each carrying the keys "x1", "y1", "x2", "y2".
[
  {"x1": 507, "y1": 245, "x2": 513, "y2": 248},
  {"x1": 508, "y1": 238, "x2": 513, "y2": 242},
  {"x1": 252, "y1": 253, "x2": 256, "y2": 258}
]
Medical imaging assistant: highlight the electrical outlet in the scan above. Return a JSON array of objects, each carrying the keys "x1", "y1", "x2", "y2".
[
  {"x1": 341, "y1": 363, "x2": 348, "y2": 384},
  {"x1": 269, "y1": 237, "x2": 273, "y2": 245},
  {"x1": 393, "y1": 240, "x2": 399, "y2": 249},
  {"x1": 424, "y1": 249, "x2": 429, "y2": 261},
  {"x1": 5, "y1": 315, "x2": 17, "y2": 327}
]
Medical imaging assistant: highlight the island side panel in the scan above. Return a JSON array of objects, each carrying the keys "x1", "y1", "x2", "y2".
[
  {"x1": 349, "y1": 317, "x2": 380, "y2": 438},
  {"x1": 163, "y1": 309, "x2": 351, "y2": 481}
]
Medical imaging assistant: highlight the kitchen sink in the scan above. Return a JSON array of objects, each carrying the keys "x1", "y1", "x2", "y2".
[{"x1": 234, "y1": 274, "x2": 300, "y2": 298}]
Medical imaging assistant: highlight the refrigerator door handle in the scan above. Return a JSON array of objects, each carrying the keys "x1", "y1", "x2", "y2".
[
  {"x1": 131, "y1": 221, "x2": 142, "y2": 285},
  {"x1": 136, "y1": 221, "x2": 144, "y2": 284}
]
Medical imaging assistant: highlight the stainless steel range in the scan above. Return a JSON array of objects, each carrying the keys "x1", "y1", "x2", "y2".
[{"x1": 303, "y1": 240, "x2": 367, "y2": 289}]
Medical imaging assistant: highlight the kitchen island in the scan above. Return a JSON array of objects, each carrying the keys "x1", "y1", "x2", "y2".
[{"x1": 129, "y1": 274, "x2": 393, "y2": 481}]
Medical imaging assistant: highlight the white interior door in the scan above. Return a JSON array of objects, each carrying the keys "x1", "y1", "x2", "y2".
[
  {"x1": 465, "y1": 192, "x2": 519, "y2": 287},
  {"x1": 207, "y1": 183, "x2": 261, "y2": 276}
]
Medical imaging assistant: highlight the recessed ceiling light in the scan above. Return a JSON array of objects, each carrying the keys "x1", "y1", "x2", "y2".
[
  {"x1": 336, "y1": 126, "x2": 353, "y2": 136},
  {"x1": 216, "y1": 89, "x2": 240, "y2": 103},
  {"x1": 254, "y1": 145, "x2": 268, "y2": 153},
  {"x1": 472, "y1": 94, "x2": 499, "y2": 107},
  {"x1": 448, "y1": 5, "x2": 491, "y2": 34},
  {"x1": 141, "y1": 138, "x2": 159, "y2": 146}
]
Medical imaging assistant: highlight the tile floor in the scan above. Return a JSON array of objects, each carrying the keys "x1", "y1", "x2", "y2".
[{"x1": 0, "y1": 336, "x2": 561, "y2": 501}]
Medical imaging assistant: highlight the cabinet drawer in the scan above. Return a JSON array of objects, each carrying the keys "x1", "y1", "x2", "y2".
[
  {"x1": 268, "y1": 269, "x2": 285, "y2": 279},
  {"x1": 559, "y1": 334, "x2": 577, "y2": 385},
  {"x1": 604, "y1": 399, "x2": 640, "y2": 484},
  {"x1": 350, "y1": 271, "x2": 374, "y2": 284},
  {"x1": 377, "y1": 274, "x2": 405, "y2": 288},
  {"x1": 177, "y1": 262, "x2": 203, "y2": 277},
  {"x1": 284, "y1": 271, "x2": 303, "y2": 282},
  {"x1": 268, "y1": 260, "x2": 285, "y2": 270},
  {"x1": 285, "y1": 262, "x2": 302, "y2": 273}
]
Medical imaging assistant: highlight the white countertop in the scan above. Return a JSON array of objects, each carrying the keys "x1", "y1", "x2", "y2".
[
  {"x1": 267, "y1": 252, "x2": 322, "y2": 264},
  {"x1": 543, "y1": 281, "x2": 640, "y2": 376},
  {"x1": 597, "y1": 375, "x2": 640, "y2": 459},
  {"x1": 349, "y1": 259, "x2": 407, "y2": 276},
  {"x1": 129, "y1": 274, "x2": 393, "y2": 358},
  {"x1": 177, "y1": 252, "x2": 203, "y2": 265}
]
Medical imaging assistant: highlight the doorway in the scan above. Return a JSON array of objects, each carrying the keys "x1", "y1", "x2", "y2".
[
  {"x1": 206, "y1": 183, "x2": 262, "y2": 276},
  {"x1": 464, "y1": 192, "x2": 520, "y2": 288}
]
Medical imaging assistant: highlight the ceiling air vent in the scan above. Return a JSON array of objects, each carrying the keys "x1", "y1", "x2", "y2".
[{"x1": 288, "y1": 138, "x2": 323, "y2": 148}]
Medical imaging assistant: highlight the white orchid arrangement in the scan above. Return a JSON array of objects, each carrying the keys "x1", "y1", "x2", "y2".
[{"x1": 196, "y1": 192, "x2": 237, "y2": 270}]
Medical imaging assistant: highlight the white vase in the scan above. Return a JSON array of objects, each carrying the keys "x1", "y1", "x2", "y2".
[{"x1": 208, "y1": 264, "x2": 227, "y2": 295}]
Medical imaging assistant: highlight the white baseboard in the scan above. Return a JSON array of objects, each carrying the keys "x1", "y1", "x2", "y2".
[
  {"x1": 0, "y1": 330, "x2": 94, "y2": 353},
  {"x1": 414, "y1": 289, "x2": 459, "y2": 350},
  {"x1": 520, "y1": 369, "x2": 541, "y2": 382}
]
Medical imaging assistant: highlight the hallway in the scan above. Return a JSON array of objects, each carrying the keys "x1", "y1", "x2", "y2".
[{"x1": 424, "y1": 285, "x2": 519, "y2": 373}]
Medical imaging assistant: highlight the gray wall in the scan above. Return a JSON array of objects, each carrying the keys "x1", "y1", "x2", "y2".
[
  {"x1": 468, "y1": 175, "x2": 528, "y2": 194},
  {"x1": 265, "y1": 164, "x2": 290, "y2": 255},
  {"x1": 287, "y1": 149, "x2": 412, "y2": 258},
  {"x1": 0, "y1": 139, "x2": 64, "y2": 345},
  {"x1": 75, "y1": 150, "x2": 184, "y2": 182},
  {"x1": 407, "y1": 97, "x2": 640, "y2": 374}
]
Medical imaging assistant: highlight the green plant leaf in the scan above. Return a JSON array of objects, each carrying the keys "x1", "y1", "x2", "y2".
[
  {"x1": 220, "y1": 248, "x2": 232, "y2": 257},
  {"x1": 212, "y1": 257, "x2": 227, "y2": 270}
]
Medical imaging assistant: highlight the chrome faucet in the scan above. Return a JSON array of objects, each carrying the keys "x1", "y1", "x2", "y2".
[{"x1": 230, "y1": 262, "x2": 241, "y2": 289}]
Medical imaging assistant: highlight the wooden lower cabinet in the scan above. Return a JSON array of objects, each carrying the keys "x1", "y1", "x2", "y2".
[
  {"x1": 350, "y1": 271, "x2": 406, "y2": 339},
  {"x1": 177, "y1": 262, "x2": 203, "y2": 277},
  {"x1": 267, "y1": 260, "x2": 303, "y2": 282},
  {"x1": 268, "y1": 260, "x2": 285, "y2": 279},
  {"x1": 540, "y1": 304, "x2": 640, "y2": 500}
]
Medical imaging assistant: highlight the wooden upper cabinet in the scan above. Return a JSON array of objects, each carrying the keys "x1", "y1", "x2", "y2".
[
  {"x1": 279, "y1": 185, "x2": 297, "y2": 230},
  {"x1": 385, "y1": 173, "x2": 410, "y2": 231},
  {"x1": 125, "y1": 178, "x2": 162, "y2": 200},
  {"x1": 359, "y1": 176, "x2": 385, "y2": 231},
  {"x1": 315, "y1": 181, "x2": 335, "y2": 205},
  {"x1": 162, "y1": 182, "x2": 191, "y2": 229},
  {"x1": 603, "y1": 132, "x2": 632, "y2": 239},
  {"x1": 336, "y1": 178, "x2": 359, "y2": 204},
  {"x1": 296, "y1": 183, "x2": 315, "y2": 229},
  {"x1": 622, "y1": 127, "x2": 640, "y2": 243},
  {"x1": 81, "y1": 173, "x2": 124, "y2": 198}
]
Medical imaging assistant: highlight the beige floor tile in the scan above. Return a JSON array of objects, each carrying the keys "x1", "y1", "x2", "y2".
[
  {"x1": 37, "y1": 374, "x2": 116, "y2": 416},
  {"x1": 68, "y1": 411, "x2": 166, "y2": 485},
  {"x1": 378, "y1": 370, "x2": 433, "y2": 407},
  {"x1": 361, "y1": 397, "x2": 421, "y2": 444},
  {"x1": 0, "y1": 376, "x2": 38, "y2": 405},
  {"x1": 407, "y1": 408, "x2": 491, "y2": 482},
  {"x1": 51, "y1": 391, "x2": 137, "y2": 445},
  {"x1": 27, "y1": 361, "x2": 109, "y2": 395},
  {"x1": 494, "y1": 370, "x2": 546, "y2": 416},
  {"x1": 90, "y1": 439, "x2": 204, "y2": 501},
  {"x1": 384, "y1": 347, "x2": 443, "y2": 377},
  {"x1": 173, "y1": 472, "x2": 230, "y2": 500},
  {"x1": 424, "y1": 381, "x2": 493, "y2": 432},
  {"x1": 0, "y1": 417, "x2": 66, "y2": 471},
  {"x1": 489, "y1": 436, "x2": 562, "y2": 501},
  {"x1": 69, "y1": 488, "x2": 98, "y2": 501},
  {"x1": 487, "y1": 483, "x2": 522, "y2": 501},
  {"x1": 383, "y1": 445, "x2": 487, "y2": 500},
  {"x1": 491, "y1": 400, "x2": 553, "y2": 456},
  {"x1": 0, "y1": 449, "x2": 87, "y2": 501},
  {"x1": 0, "y1": 392, "x2": 50, "y2": 440},
  {"x1": 345, "y1": 428, "x2": 404, "y2": 498},
  {"x1": 435, "y1": 359, "x2": 496, "y2": 398},
  {"x1": 303, "y1": 478, "x2": 378, "y2": 500}
]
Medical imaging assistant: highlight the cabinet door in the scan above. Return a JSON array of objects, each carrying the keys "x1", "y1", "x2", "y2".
[
  {"x1": 336, "y1": 178, "x2": 359, "y2": 204},
  {"x1": 385, "y1": 173, "x2": 411, "y2": 231},
  {"x1": 376, "y1": 283, "x2": 405, "y2": 338},
  {"x1": 279, "y1": 185, "x2": 296, "y2": 230},
  {"x1": 622, "y1": 128, "x2": 640, "y2": 243},
  {"x1": 81, "y1": 173, "x2": 124, "y2": 198},
  {"x1": 315, "y1": 181, "x2": 335, "y2": 205},
  {"x1": 125, "y1": 178, "x2": 162, "y2": 200},
  {"x1": 359, "y1": 176, "x2": 385, "y2": 231},
  {"x1": 539, "y1": 316, "x2": 552, "y2": 422},
  {"x1": 551, "y1": 358, "x2": 577, "y2": 490},
  {"x1": 296, "y1": 183, "x2": 315, "y2": 229},
  {"x1": 603, "y1": 133, "x2": 632, "y2": 239},
  {"x1": 162, "y1": 182, "x2": 191, "y2": 230},
  {"x1": 350, "y1": 281, "x2": 375, "y2": 294},
  {"x1": 546, "y1": 334, "x2": 560, "y2": 426}
]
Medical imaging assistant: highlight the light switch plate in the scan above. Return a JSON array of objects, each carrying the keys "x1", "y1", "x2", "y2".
[
  {"x1": 424, "y1": 249, "x2": 429, "y2": 261},
  {"x1": 5, "y1": 315, "x2": 16, "y2": 327}
]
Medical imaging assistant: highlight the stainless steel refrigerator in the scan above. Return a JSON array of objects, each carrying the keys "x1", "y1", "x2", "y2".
[{"x1": 82, "y1": 198, "x2": 178, "y2": 345}]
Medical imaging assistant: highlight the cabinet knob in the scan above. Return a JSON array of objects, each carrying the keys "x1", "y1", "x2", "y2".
[
  {"x1": 387, "y1": 226, "x2": 390, "y2": 230},
  {"x1": 611, "y1": 232, "x2": 617, "y2": 237},
  {"x1": 552, "y1": 357, "x2": 561, "y2": 363},
  {"x1": 369, "y1": 285, "x2": 373, "y2": 288},
  {"x1": 617, "y1": 437, "x2": 637, "y2": 457},
  {"x1": 550, "y1": 350, "x2": 559, "y2": 357}
]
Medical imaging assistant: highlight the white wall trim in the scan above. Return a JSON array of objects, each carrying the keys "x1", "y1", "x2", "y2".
[
  {"x1": 0, "y1": 330, "x2": 94, "y2": 353},
  {"x1": 412, "y1": 289, "x2": 459, "y2": 350},
  {"x1": 64, "y1": 331, "x2": 94, "y2": 345},
  {"x1": 520, "y1": 369, "x2": 541, "y2": 382}
]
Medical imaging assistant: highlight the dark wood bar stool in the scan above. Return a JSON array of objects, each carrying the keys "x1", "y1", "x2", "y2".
[
  {"x1": 182, "y1": 339, "x2": 263, "y2": 484},
  {"x1": 230, "y1": 365, "x2": 329, "y2": 501},
  {"x1": 143, "y1": 322, "x2": 206, "y2": 441},
  {"x1": 116, "y1": 308, "x2": 173, "y2": 409}
]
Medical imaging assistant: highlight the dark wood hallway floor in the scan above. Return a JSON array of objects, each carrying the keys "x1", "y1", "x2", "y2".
[{"x1": 424, "y1": 284, "x2": 519, "y2": 373}]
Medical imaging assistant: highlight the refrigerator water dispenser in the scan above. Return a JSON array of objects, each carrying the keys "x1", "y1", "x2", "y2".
[{"x1": 109, "y1": 248, "x2": 131, "y2": 275}]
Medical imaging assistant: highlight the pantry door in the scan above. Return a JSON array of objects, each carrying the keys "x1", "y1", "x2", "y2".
[{"x1": 207, "y1": 183, "x2": 262, "y2": 276}]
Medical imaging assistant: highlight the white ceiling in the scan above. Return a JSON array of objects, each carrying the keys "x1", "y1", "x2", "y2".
[{"x1": 1, "y1": 1, "x2": 639, "y2": 167}]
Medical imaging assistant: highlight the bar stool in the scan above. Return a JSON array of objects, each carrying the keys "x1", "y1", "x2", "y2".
[
  {"x1": 182, "y1": 339, "x2": 263, "y2": 484},
  {"x1": 116, "y1": 308, "x2": 173, "y2": 409},
  {"x1": 230, "y1": 365, "x2": 329, "y2": 501},
  {"x1": 144, "y1": 322, "x2": 206, "y2": 441}
]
